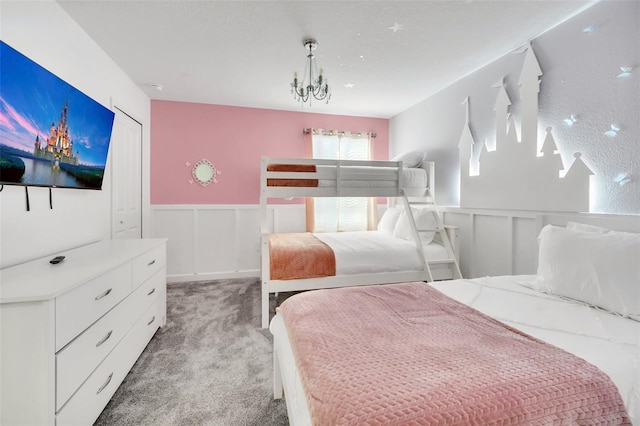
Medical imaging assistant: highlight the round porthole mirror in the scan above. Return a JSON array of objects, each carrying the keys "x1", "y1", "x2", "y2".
[{"x1": 192, "y1": 159, "x2": 216, "y2": 186}]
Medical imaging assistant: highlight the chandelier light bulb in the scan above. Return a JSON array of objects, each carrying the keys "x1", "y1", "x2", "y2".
[{"x1": 291, "y1": 38, "x2": 331, "y2": 106}]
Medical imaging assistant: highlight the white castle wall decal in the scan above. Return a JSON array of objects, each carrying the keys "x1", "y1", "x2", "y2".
[{"x1": 459, "y1": 43, "x2": 593, "y2": 212}]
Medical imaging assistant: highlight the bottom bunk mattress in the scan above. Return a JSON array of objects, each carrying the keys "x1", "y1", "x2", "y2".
[
  {"x1": 268, "y1": 231, "x2": 448, "y2": 280},
  {"x1": 271, "y1": 276, "x2": 638, "y2": 425}
]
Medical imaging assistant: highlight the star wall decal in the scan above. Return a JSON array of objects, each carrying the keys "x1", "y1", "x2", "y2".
[
  {"x1": 563, "y1": 114, "x2": 577, "y2": 126},
  {"x1": 617, "y1": 67, "x2": 632, "y2": 79},
  {"x1": 604, "y1": 124, "x2": 621, "y2": 138},
  {"x1": 388, "y1": 22, "x2": 403, "y2": 33},
  {"x1": 614, "y1": 173, "x2": 632, "y2": 186}
]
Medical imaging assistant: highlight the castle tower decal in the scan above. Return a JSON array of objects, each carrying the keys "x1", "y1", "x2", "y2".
[
  {"x1": 33, "y1": 98, "x2": 79, "y2": 166},
  {"x1": 459, "y1": 43, "x2": 592, "y2": 212}
]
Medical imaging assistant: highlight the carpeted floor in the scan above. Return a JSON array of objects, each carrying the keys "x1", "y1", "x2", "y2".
[{"x1": 94, "y1": 278, "x2": 289, "y2": 426}]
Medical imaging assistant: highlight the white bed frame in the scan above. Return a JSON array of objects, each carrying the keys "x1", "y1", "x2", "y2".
[{"x1": 259, "y1": 157, "x2": 461, "y2": 328}]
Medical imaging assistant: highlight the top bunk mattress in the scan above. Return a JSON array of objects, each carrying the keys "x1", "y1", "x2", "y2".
[{"x1": 265, "y1": 163, "x2": 428, "y2": 189}]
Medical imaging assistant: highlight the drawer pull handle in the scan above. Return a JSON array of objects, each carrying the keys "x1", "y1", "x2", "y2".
[
  {"x1": 97, "y1": 372, "x2": 113, "y2": 395},
  {"x1": 147, "y1": 288, "x2": 156, "y2": 296},
  {"x1": 95, "y1": 288, "x2": 112, "y2": 301},
  {"x1": 96, "y1": 330, "x2": 113, "y2": 347},
  {"x1": 147, "y1": 315, "x2": 156, "y2": 326},
  {"x1": 147, "y1": 259, "x2": 156, "y2": 266}
]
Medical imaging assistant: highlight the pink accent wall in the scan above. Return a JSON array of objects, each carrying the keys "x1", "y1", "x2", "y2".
[{"x1": 151, "y1": 100, "x2": 389, "y2": 204}]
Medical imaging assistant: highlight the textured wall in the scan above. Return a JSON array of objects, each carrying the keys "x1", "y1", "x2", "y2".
[
  {"x1": 0, "y1": 1, "x2": 151, "y2": 268},
  {"x1": 390, "y1": 0, "x2": 639, "y2": 214},
  {"x1": 150, "y1": 101, "x2": 389, "y2": 204}
]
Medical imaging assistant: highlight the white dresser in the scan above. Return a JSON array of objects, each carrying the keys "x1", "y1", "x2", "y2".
[{"x1": 0, "y1": 238, "x2": 167, "y2": 425}]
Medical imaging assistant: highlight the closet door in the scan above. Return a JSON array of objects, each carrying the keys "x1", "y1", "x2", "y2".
[{"x1": 111, "y1": 107, "x2": 142, "y2": 239}]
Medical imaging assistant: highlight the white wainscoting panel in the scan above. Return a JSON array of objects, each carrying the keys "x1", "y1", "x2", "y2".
[
  {"x1": 441, "y1": 211, "x2": 472, "y2": 278},
  {"x1": 195, "y1": 209, "x2": 237, "y2": 275},
  {"x1": 235, "y1": 208, "x2": 262, "y2": 272},
  {"x1": 152, "y1": 208, "x2": 194, "y2": 278},
  {"x1": 151, "y1": 205, "x2": 306, "y2": 282},
  {"x1": 474, "y1": 214, "x2": 510, "y2": 278},
  {"x1": 152, "y1": 204, "x2": 638, "y2": 282},
  {"x1": 512, "y1": 217, "x2": 539, "y2": 275}
]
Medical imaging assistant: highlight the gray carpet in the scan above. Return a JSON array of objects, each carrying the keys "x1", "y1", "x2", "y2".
[{"x1": 94, "y1": 278, "x2": 289, "y2": 426}]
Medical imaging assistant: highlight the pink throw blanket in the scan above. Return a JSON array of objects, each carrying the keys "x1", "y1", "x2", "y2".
[
  {"x1": 277, "y1": 282, "x2": 630, "y2": 425},
  {"x1": 269, "y1": 233, "x2": 336, "y2": 280}
]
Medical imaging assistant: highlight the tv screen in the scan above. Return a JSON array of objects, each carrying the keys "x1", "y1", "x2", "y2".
[{"x1": 0, "y1": 41, "x2": 115, "y2": 190}]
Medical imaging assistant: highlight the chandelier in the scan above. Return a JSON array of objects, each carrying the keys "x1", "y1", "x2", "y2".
[{"x1": 291, "y1": 39, "x2": 331, "y2": 105}]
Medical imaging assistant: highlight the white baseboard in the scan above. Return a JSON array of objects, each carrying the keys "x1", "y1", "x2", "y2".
[{"x1": 167, "y1": 270, "x2": 260, "y2": 283}]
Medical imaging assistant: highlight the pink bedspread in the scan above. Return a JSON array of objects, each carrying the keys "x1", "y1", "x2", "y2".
[{"x1": 277, "y1": 282, "x2": 630, "y2": 425}]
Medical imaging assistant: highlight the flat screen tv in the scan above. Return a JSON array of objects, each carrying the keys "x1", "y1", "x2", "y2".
[{"x1": 0, "y1": 41, "x2": 115, "y2": 190}]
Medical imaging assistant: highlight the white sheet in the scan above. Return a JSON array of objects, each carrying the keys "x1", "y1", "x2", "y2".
[
  {"x1": 271, "y1": 275, "x2": 639, "y2": 426},
  {"x1": 400, "y1": 167, "x2": 428, "y2": 188},
  {"x1": 315, "y1": 166, "x2": 427, "y2": 188},
  {"x1": 313, "y1": 230, "x2": 448, "y2": 275}
]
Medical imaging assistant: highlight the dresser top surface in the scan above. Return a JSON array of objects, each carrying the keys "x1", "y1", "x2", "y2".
[{"x1": 0, "y1": 239, "x2": 166, "y2": 304}]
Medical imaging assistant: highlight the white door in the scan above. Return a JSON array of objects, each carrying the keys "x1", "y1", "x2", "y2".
[{"x1": 111, "y1": 107, "x2": 142, "y2": 239}]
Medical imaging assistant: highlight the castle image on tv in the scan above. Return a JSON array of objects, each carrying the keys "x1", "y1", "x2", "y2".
[
  {"x1": 33, "y1": 99, "x2": 79, "y2": 167},
  {"x1": 0, "y1": 94, "x2": 109, "y2": 189}
]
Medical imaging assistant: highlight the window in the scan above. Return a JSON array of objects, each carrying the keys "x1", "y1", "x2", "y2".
[{"x1": 305, "y1": 129, "x2": 377, "y2": 232}]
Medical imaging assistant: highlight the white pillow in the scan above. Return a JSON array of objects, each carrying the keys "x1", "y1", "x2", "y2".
[
  {"x1": 566, "y1": 221, "x2": 640, "y2": 239},
  {"x1": 392, "y1": 151, "x2": 427, "y2": 168},
  {"x1": 393, "y1": 208, "x2": 438, "y2": 245},
  {"x1": 377, "y1": 206, "x2": 403, "y2": 235},
  {"x1": 566, "y1": 221, "x2": 609, "y2": 233},
  {"x1": 533, "y1": 224, "x2": 640, "y2": 318}
]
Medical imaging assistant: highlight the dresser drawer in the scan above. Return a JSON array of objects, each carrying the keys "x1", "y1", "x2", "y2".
[
  {"x1": 56, "y1": 297, "x2": 165, "y2": 426},
  {"x1": 56, "y1": 290, "x2": 136, "y2": 410},
  {"x1": 55, "y1": 263, "x2": 132, "y2": 351},
  {"x1": 132, "y1": 245, "x2": 166, "y2": 290},
  {"x1": 129, "y1": 267, "x2": 165, "y2": 318}
]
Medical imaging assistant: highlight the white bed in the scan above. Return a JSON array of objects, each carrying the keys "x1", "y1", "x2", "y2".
[
  {"x1": 314, "y1": 230, "x2": 450, "y2": 275},
  {"x1": 270, "y1": 222, "x2": 640, "y2": 425},
  {"x1": 260, "y1": 155, "x2": 461, "y2": 328},
  {"x1": 271, "y1": 275, "x2": 639, "y2": 425}
]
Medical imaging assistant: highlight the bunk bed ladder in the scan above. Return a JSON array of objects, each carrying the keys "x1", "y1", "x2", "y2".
[
  {"x1": 399, "y1": 195, "x2": 432, "y2": 281},
  {"x1": 400, "y1": 193, "x2": 463, "y2": 281}
]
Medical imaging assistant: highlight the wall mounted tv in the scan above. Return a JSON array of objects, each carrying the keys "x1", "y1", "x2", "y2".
[{"x1": 0, "y1": 41, "x2": 115, "y2": 190}]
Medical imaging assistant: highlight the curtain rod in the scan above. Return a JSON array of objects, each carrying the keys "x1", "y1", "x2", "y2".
[{"x1": 304, "y1": 128, "x2": 377, "y2": 138}]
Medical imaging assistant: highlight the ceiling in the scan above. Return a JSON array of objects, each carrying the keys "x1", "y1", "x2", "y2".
[{"x1": 57, "y1": 0, "x2": 596, "y2": 118}]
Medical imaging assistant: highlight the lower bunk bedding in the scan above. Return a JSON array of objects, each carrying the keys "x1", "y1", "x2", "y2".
[
  {"x1": 271, "y1": 276, "x2": 638, "y2": 425},
  {"x1": 268, "y1": 230, "x2": 449, "y2": 280}
]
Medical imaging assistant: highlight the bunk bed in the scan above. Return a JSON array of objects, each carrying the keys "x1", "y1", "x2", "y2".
[
  {"x1": 259, "y1": 156, "x2": 461, "y2": 328},
  {"x1": 270, "y1": 222, "x2": 639, "y2": 425}
]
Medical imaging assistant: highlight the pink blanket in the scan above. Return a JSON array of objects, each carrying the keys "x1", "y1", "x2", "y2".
[
  {"x1": 277, "y1": 282, "x2": 630, "y2": 425},
  {"x1": 269, "y1": 233, "x2": 336, "y2": 280}
]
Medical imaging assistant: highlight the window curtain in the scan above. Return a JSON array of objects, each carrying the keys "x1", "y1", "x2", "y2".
[{"x1": 305, "y1": 129, "x2": 377, "y2": 233}]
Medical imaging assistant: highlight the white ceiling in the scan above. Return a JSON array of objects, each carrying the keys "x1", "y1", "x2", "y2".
[{"x1": 57, "y1": 0, "x2": 596, "y2": 118}]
